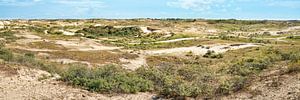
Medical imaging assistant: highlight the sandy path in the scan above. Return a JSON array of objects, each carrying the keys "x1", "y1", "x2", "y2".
[
  {"x1": 144, "y1": 43, "x2": 258, "y2": 55},
  {"x1": 155, "y1": 37, "x2": 200, "y2": 43},
  {"x1": 129, "y1": 37, "x2": 201, "y2": 45}
]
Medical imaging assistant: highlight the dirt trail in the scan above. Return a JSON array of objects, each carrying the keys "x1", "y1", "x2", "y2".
[
  {"x1": 144, "y1": 43, "x2": 258, "y2": 55},
  {"x1": 155, "y1": 37, "x2": 200, "y2": 43},
  {"x1": 129, "y1": 37, "x2": 201, "y2": 45},
  {"x1": 0, "y1": 66, "x2": 155, "y2": 100}
]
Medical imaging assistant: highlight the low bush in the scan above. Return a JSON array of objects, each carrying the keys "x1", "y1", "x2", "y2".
[
  {"x1": 0, "y1": 47, "x2": 13, "y2": 61},
  {"x1": 78, "y1": 26, "x2": 143, "y2": 37},
  {"x1": 136, "y1": 65, "x2": 215, "y2": 97},
  {"x1": 203, "y1": 50, "x2": 223, "y2": 59},
  {"x1": 215, "y1": 76, "x2": 247, "y2": 95},
  {"x1": 61, "y1": 65, "x2": 153, "y2": 93}
]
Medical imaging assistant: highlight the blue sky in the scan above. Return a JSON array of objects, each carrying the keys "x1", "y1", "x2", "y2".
[{"x1": 0, "y1": 0, "x2": 299, "y2": 19}]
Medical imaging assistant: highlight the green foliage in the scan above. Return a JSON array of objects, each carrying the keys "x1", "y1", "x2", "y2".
[
  {"x1": 215, "y1": 76, "x2": 247, "y2": 95},
  {"x1": 136, "y1": 66, "x2": 214, "y2": 97},
  {"x1": 61, "y1": 65, "x2": 153, "y2": 93},
  {"x1": 0, "y1": 47, "x2": 13, "y2": 61},
  {"x1": 227, "y1": 47, "x2": 300, "y2": 76},
  {"x1": 78, "y1": 26, "x2": 142, "y2": 37},
  {"x1": 0, "y1": 31, "x2": 18, "y2": 43},
  {"x1": 203, "y1": 50, "x2": 223, "y2": 59}
]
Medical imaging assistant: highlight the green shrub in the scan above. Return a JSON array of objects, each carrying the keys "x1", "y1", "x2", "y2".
[
  {"x1": 78, "y1": 26, "x2": 142, "y2": 37},
  {"x1": 203, "y1": 50, "x2": 223, "y2": 59},
  {"x1": 0, "y1": 48, "x2": 13, "y2": 61},
  {"x1": 61, "y1": 65, "x2": 153, "y2": 93},
  {"x1": 280, "y1": 52, "x2": 300, "y2": 62},
  {"x1": 215, "y1": 76, "x2": 247, "y2": 95},
  {"x1": 136, "y1": 66, "x2": 214, "y2": 97}
]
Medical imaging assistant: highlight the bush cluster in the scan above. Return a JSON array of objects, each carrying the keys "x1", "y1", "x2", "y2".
[
  {"x1": 61, "y1": 65, "x2": 153, "y2": 93},
  {"x1": 77, "y1": 26, "x2": 142, "y2": 38},
  {"x1": 203, "y1": 50, "x2": 223, "y2": 59}
]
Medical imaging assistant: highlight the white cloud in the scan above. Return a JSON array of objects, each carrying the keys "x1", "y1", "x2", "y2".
[
  {"x1": 0, "y1": 0, "x2": 41, "y2": 6},
  {"x1": 0, "y1": 0, "x2": 105, "y2": 7},
  {"x1": 53, "y1": 0, "x2": 105, "y2": 7},
  {"x1": 267, "y1": 0, "x2": 300, "y2": 8},
  {"x1": 167, "y1": 0, "x2": 300, "y2": 11},
  {"x1": 167, "y1": 0, "x2": 226, "y2": 11}
]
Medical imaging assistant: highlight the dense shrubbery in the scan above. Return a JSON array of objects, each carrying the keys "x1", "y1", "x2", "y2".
[
  {"x1": 203, "y1": 50, "x2": 223, "y2": 59},
  {"x1": 227, "y1": 57, "x2": 273, "y2": 76},
  {"x1": 227, "y1": 47, "x2": 300, "y2": 76},
  {"x1": 77, "y1": 26, "x2": 143, "y2": 38},
  {"x1": 61, "y1": 65, "x2": 153, "y2": 93},
  {"x1": 136, "y1": 65, "x2": 214, "y2": 97}
]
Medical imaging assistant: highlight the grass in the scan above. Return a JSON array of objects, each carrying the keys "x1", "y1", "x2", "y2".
[
  {"x1": 77, "y1": 26, "x2": 143, "y2": 38},
  {"x1": 61, "y1": 65, "x2": 153, "y2": 93},
  {"x1": 47, "y1": 50, "x2": 138, "y2": 64},
  {"x1": 48, "y1": 51, "x2": 121, "y2": 64},
  {"x1": 27, "y1": 41, "x2": 67, "y2": 50},
  {"x1": 0, "y1": 30, "x2": 18, "y2": 43}
]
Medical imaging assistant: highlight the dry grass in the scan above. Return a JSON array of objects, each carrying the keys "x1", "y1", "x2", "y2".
[
  {"x1": 47, "y1": 50, "x2": 137, "y2": 64},
  {"x1": 27, "y1": 41, "x2": 67, "y2": 50},
  {"x1": 48, "y1": 51, "x2": 120, "y2": 64}
]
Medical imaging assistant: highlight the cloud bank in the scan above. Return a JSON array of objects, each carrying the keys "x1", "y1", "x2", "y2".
[{"x1": 167, "y1": 0, "x2": 300, "y2": 11}]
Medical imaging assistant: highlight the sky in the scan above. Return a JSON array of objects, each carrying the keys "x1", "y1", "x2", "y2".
[{"x1": 0, "y1": 0, "x2": 299, "y2": 20}]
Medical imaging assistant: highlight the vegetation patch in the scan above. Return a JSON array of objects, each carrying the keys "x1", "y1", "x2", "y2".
[
  {"x1": 0, "y1": 31, "x2": 18, "y2": 43},
  {"x1": 61, "y1": 65, "x2": 153, "y2": 93},
  {"x1": 77, "y1": 26, "x2": 143, "y2": 38},
  {"x1": 48, "y1": 51, "x2": 120, "y2": 64},
  {"x1": 203, "y1": 50, "x2": 223, "y2": 59},
  {"x1": 27, "y1": 41, "x2": 67, "y2": 50}
]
